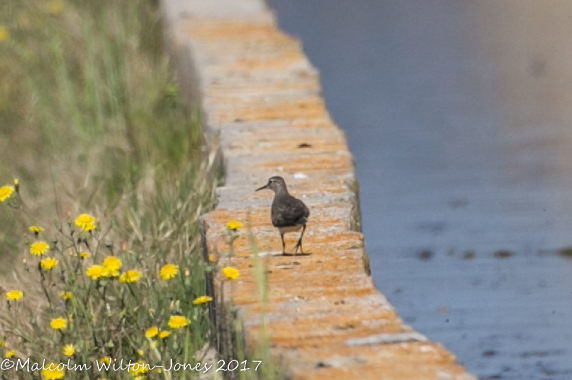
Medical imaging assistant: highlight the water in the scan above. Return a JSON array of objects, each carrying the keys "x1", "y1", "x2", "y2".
[{"x1": 267, "y1": 1, "x2": 572, "y2": 379}]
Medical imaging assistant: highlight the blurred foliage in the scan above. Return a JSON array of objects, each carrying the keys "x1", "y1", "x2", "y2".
[
  {"x1": 0, "y1": 0, "x2": 226, "y2": 377},
  {"x1": 0, "y1": 0, "x2": 214, "y2": 259}
]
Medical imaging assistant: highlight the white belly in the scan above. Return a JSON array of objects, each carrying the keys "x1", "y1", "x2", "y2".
[{"x1": 278, "y1": 225, "x2": 303, "y2": 234}]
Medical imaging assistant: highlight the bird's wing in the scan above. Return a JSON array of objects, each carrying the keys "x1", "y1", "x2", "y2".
[{"x1": 272, "y1": 197, "x2": 309, "y2": 227}]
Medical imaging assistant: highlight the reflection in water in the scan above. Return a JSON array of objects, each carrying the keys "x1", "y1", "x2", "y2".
[{"x1": 268, "y1": 1, "x2": 572, "y2": 379}]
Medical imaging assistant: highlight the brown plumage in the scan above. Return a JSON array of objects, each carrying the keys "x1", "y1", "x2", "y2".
[{"x1": 256, "y1": 176, "x2": 309, "y2": 254}]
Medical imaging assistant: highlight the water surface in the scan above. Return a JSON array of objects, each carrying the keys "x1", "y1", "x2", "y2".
[{"x1": 267, "y1": 1, "x2": 572, "y2": 379}]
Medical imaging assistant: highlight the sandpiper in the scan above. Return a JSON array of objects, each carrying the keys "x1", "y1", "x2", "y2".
[{"x1": 256, "y1": 176, "x2": 310, "y2": 255}]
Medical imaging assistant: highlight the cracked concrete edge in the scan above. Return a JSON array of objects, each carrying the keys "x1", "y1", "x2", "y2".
[{"x1": 160, "y1": 0, "x2": 476, "y2": 379}]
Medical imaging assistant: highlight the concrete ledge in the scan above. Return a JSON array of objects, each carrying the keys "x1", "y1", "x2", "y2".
[{"x1": 161, "y1": 0, "x2": 476, "y2": 379}]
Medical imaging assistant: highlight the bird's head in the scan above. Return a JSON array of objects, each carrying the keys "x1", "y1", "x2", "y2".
[{"x1": 256, "y1": 176, "x2": 287, "y2": 193}]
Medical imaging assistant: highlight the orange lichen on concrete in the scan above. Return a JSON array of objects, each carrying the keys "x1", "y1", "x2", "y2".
[
  {"x1": 289, "y1": 342, "x2": 474, "y2": 380},
  {"x1": 206, "y1": 228, "x2": 365, "y2": 258},
  {"x1": 186, "y1": 19, "x2": 285, "y2": 42},
  {"x1": 207, "y1": 97, "x2": 327, "y2": 124},
  {"x1": 161, "y1": 0, "x2": 476, "y2": 378}
]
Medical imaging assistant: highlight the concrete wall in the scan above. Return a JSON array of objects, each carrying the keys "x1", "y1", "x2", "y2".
[{"x1": 161, "y1": 0, "x2": 476, "y2": 379}]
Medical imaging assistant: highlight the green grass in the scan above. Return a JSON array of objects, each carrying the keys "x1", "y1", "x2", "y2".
[
  {"x1": 0, "y1": 0, "x2": 223, "y2": 378},
  {"x1": 0, "y1": 0, "x2": 215, "y2": 262}
]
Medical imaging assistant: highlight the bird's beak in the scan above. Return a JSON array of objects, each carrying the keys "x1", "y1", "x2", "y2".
[{"x1": 255, "y1": 184, "x2": 268, "y2": 192}]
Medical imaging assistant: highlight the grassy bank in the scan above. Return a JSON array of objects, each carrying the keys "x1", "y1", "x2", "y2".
[
  {"x1": 0, "y1": 0, "x2": 214, "y2": 232},
  {"x1": 0, "y1": 0, "x2": 228, "y2": 378}
]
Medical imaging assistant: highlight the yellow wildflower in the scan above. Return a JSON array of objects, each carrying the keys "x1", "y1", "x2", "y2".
[
  {"x1": 30, "y1": 241, "x2": 49, "y2": 256},
  {"x1": 208, "y1": 254, "x2": 217, "y2": 263},
  {"x1": 227, "y1": 220, "x2": 242, "y2": 231},
  {"x1": 40, "y1": 257, "x2": 59, "y2": 271},
  {"x1": 136, "y1": 349, "x2": 144, "y2": 356},
  {"x1": 29, "y1": 226, "x2": 43, "y2": 235},
  {"x1": 102, "y1": 256, "x2": 121, "y2": 277},
  {"x1": 193, "y1": 295, "x2": 212, "y2": 305},
  {"x1": 63, "y1": 344, "x2": 75, "y2": 357},
  {"x1": 0, "y1": 27, "x2": 7, "y2": 43},
  {"x1": 79, "y1": 251, "x2": 90, "y2": 259},
  {"x1": 59, "y1": 291, "x2": 72, "y2": 301},
  {"x1": 145, "y1": 326, "x2": 158, "y2": 338},
  {"x1": 74, "y1": 213, "x2": 96, "y2": 232},
  {"x1": 128, "y1": 360, "x2": 148, "y2": 375},
  {"x1": 48, "y1": 0, "x2": 63, "y2": 15},
  {"x1": 158, "y1": 330, "x2": 171, "y2": 339},
  {"x1": 42, "y1": 363, "x2": 65, "y2": 379},
  {"x1": 119, "y1": 270, "x2": 142, "y2": 283},
  {"x1": 167, "y1": 315, "x2": 189, "y2": 329},
  {"x1": 159, "y1": 264, "x2": 178, "y2": 280},
  {"x1": 102, "y1": 256, "x2": 122, "y2": 271},
  {"x1": 103, "y1": 268, "x2": 119, "y2": 278},
  {"x1": 86, "y1": 265, "x2": 104, "y2": 280},
  {"x1": 222, "y1": 266, "x2": 239, "y2": 280},
  {"x1": 99, "y1": 356, "x2": 111, "y2": 365},
  {"x1": 6, "y1": 290, "x2": 23, "y2": 301},
  {"x1": 50, "y1": 317, "x2": 67, "y2": 330},
  {"x1": 0, "y1": 185, "x2": 14, "y2": 202},
  {"x1": 5, "y1": 350, "x2": 15, "y2": 358}
]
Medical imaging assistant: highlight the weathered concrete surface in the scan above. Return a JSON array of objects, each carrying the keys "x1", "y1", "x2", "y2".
[{"x1": 160, "y1": 0, "x2": 476, "y2": 378}]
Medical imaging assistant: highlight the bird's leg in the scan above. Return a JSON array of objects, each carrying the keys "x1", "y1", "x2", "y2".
[
  {"x1": 294, "y1": 224, "x2": 306, "y2": 254},
  {"x1": 280, "y1": 232, "x2": 286, "y2": 255}
]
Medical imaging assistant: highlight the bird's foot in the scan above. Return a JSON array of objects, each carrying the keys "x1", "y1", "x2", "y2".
[{"x1": 293, "y1": 243, "x2": 300, "y2": 254}]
